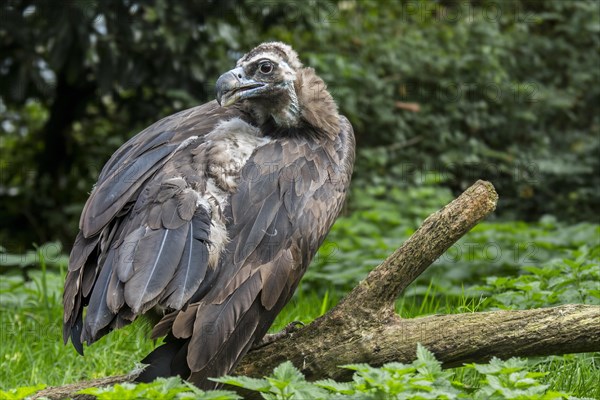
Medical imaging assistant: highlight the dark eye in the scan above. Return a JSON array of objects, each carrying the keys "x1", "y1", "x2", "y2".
[{"x1": 258, "y1": 61, "x2": 274, "y2": 75}]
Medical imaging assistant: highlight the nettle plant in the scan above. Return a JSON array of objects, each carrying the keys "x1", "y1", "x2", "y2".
[
  {"x1": 6, "y1": 345, "x2": 579, "y2": 400},
  {"x1": 215, "y1": 345, "x2": 585, "y2": 399}
]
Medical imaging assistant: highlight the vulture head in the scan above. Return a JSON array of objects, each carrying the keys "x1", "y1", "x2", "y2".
[{"x1": 216, "y1": 42, "x2": 339, "y2": 136}]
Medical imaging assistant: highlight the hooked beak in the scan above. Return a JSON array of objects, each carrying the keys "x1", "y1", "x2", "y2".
[{"x1": 215, "y1": 67, "x2": 266, "y2": 107}]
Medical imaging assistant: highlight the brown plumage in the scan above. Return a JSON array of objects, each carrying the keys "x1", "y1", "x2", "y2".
[{"x1": 63, "y1": 42, "x2": 355, "y2": 388}]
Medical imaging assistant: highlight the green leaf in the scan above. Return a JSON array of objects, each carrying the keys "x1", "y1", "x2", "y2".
[
  {"x1": 314, "y1": 379, "x2": 354, "y2": 394},
  {"x1": 212, "y1": 376, "x2": 271, "y2": 392},
  {"x1": 0, "y1": 384, "x2": 46, "y2": 400}
]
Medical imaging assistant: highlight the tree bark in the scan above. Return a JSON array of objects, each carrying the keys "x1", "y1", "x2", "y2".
[
  {"x1": 236, "y1": 304, "x2": 600, "y2": 382},
  {"x1": 32, "y1": 180, "x2": 600, "y2": 399}
]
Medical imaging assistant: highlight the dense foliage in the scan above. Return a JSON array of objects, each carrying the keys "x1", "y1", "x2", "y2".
[{"x1": 1, "y1": 0, "x2": 598, "y2": 250}]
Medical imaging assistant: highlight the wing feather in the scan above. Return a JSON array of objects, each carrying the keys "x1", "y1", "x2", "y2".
[
  {"x1": 125, "y1": 223, "x2": 189, "y2": 313},
  {"x1": 80, "y1": 258, "x2": 99, "y2": 298},
  {"x1": 106, "y1": 263, "x2": 125, "y2": 313},
  {"x1": 233, "y1": 190, "x2": 281, "y2": 265},
  {"x1": 68, "y1": 232, "x2": 99, "y2": 272},
  {"x1": 62, "y1": 270, "x2": 81, "y2": 324},
  {"x1": 82, "y1": 249, "x2": 116, "y2": 343},
  {"x1": 171, "y1": 304, "x2": 198, "y2": 339},
  {"x1": 188, "y1": 298, "x2": 262, "y2": 388},
  {"x1": 151, "y1": 311, "x2": 179, "y2": 339},
  {"x1": 187, "y1": 273, "x2": 262, "y2": 372},
  {"x1": 67, "y1": 312, "x2": 84, "y2": 355},
  {"x1": 161, "y1": 197, "x2": 187, "y2": 229},
  {"x1": 161, "y1": 212, "x2": 210, "y2": 310},
  {"x1": 81, "y1": 143, "x2": 177, "y2": 237},
  {"x1": 98, "y1": 127, "x2": 176, "y2": 183},
  {"x1": 114, "y1": 226, "x2": 145, "y2": 282},
  {"x1": 259, "y1": 248, "x2": 294, "y2": 310}
]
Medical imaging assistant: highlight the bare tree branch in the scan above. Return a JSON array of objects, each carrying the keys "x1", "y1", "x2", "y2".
[{"x1": 335, "y1": 180, "x2": 498, "y2": 317}]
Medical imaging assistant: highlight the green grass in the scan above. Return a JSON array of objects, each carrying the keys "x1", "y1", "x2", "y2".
[
  {"x1": 2, "y1": 269, "x2": 597, "y2": 398},
  {"x1": 0, "y1": 266, "x2": 336, "y2": 390},
  {"x1": 0, "y1": 269, "x2": 157, "y2": 388}
]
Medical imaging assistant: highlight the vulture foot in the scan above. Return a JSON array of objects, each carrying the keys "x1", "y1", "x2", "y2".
[{"x1": 252, "y1": 321, "x2": 305, "y2": 350}]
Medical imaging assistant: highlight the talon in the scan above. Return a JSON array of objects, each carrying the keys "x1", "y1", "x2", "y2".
[
  {"x1": 251, "y1": 321, "x2": 306, "y2": 350},
  {"x1": 284, "y1": 320, "x2": 305, "y2": 334}
]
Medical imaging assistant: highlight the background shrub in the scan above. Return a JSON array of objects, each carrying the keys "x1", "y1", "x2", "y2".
[{"x1": 1, "y1": 0, "x2": 598, "y2": 251}]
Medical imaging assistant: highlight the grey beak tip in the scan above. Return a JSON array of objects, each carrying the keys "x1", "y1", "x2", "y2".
[{"x1": 215, "y1": 70, "x2": 237, "y2": 106}]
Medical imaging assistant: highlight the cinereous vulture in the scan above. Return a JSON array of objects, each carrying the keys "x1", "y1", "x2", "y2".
[{"x1": 63, "y1": 42, "x2": 355, "y2": 388}]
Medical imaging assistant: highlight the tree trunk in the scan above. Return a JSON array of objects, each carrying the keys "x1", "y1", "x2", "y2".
[{"x1": 31, "y1": 180, "x2": 600, "y2": 399}]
